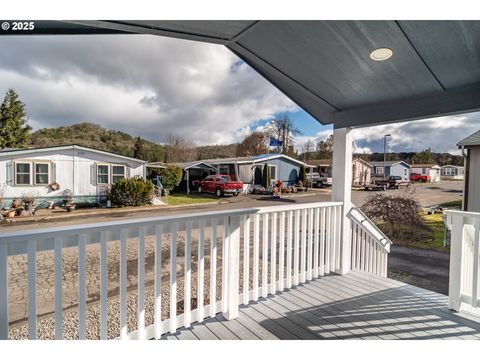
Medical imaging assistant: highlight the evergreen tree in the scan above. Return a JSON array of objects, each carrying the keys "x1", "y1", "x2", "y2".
[
  {"x1": 133, "y1": 136, "x2": 146, "y2": 160},
  {"x1": 299, "y1": 164, "x2": 307, "y2": 184},
  {"x1": 412, "y1": 148, "x2": 434, "y2": 164},
  {"x1": 0, "y1": 89, "x2": 32, "y2": 149}
]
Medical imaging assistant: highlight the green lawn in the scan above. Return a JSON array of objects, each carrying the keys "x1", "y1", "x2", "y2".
[
  {"x1": 164, "y1": 193, "x2": 219, "y2": 206},
  {"x1": 379, "y1": 212, "x2": 449, "y2": 253},
  {"x1": 438, "y1": 199, "x2": 462, "y2": 208},
  {"x1": 417, "y1": 213, "x2": 450, "y2": 253}
]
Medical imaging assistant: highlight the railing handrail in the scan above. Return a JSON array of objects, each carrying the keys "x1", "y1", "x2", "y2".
[
  {"x1": 445, "y1": 210, "x2": 480, "y2": 227},
  {"x1": 348, "y1": 206, "x2": 392, "y2": 249},
  {"x1": 0, "y1": 201, "x2": 343, "y2": 243}
]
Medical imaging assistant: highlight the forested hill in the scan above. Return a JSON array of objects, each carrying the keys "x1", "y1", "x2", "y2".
[{"x1": 29, "y1": 122, "x2": 237, "y2": 162}]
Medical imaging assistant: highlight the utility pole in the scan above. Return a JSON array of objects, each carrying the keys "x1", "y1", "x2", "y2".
[{"x1": 383, "y1": 134, "x2": 391, "y2": 179}]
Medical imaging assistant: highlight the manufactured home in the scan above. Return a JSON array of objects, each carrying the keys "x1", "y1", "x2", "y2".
[
  {"x1": 352, "y1": 158, "x2": 372, "y2": 186},
  {"x1": 201, "y1": 154, "x2": 307, "y2": 190},
  {"x1": 307, "y1": 159, "x2": 332, "y2": 177},
  {"x1": 441, "y1": 165, "x2": 465, "y2": 180},
  {"x1": 371, "y1": 160, "x2": 411, "y2": 180},
  {"x1": 0, "y1": 144, "x2": 146, "y2": 207},
  {"x1": 458, "y1": 130, "x2": 480, "y2": 212},
  {"x1": 410, "y1": 164, "x2": 441, "y2": 182}
]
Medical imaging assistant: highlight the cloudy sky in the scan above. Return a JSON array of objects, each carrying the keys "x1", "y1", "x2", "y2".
[{"x1": 0, "y1": 34, "x2": 479, "y2": 154}]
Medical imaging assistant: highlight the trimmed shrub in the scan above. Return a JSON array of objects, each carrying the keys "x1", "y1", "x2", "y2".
[
  {"x1": 109, "y1": 177, "x2": 153, "y2": 206},
  {"x1": 299, "y1": 164, "x2": 307, "y2": 184},
  {"x1": 162, "y1": 165, "x2": 183, "y2": 194}
]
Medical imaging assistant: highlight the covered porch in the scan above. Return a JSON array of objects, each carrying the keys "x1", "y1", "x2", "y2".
[
  {"x1": 1, "y1": 20, "x2": 480, "y2": 340},
  {"x1": 164, "y1": 271, "x2": 480, "y2": 340}
]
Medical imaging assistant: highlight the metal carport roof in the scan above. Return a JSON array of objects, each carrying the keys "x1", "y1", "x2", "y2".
[{"x1": 10, "y1": 20, "x2": 480, "y2": 129}]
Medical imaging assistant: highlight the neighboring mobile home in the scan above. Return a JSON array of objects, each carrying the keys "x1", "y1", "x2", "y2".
[
  {"x1": 371, "y1": 160, "x2": 411, "y2": 180},
  {"x1": 410, "y1": 164, "x2": 441, "y2": 182},
  {"x1": 0, "y1": 144, "x2": 146, "y2": 208},
  {"x1": 458, "y1": 130, "x2": 480, "y2": 212},
  {"x1": 352, "y1": 158, "x2": 372, "y2": 186},
  {"x1": 202, "y1": 153, "x2": 307, "y2": 190},
  {"x1": 441, "y1": 165, "x2": 465, "y2": 181},
  {"x1": 307, "y1": 159, "x2": 332, "y2": 177}
]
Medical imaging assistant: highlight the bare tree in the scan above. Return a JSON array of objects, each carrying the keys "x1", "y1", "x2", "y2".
[
  {"x1": 361, "y1": 187, "x2": 427, "y2": 239},
  {"x1": 164, "y1": 132, "x2": 197, "y2": 163},
  {"x1": 236, "y1": 131, "x2": 268, "y2": 156},
  {"x1": 267, "y1": 114, "x2": 302, "y2": 155},
  {"x1": 302, "y1": 139, "x2": 315, "y2": 161}
]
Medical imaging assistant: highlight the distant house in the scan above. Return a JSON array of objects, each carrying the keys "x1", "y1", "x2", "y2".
[
  {"x1": 198, "y1": 154, "x2": 308, "y2": 191},
  {"x1": 458, "y1": 130, "x2": 480, "y2": 211},
  {"x1": 352, "y1": 158, "x2": 372, "y2": 186},
  {"x1": 410, "y1": 164, "x2": 441, "y2": 182},
  {"x1": 371, "y1": 160, "x2": 411, "y2": 180},
  {"x1": 440, "y1": 165, "x2": 464, "y2": 181},
  {"x1": 0, "y1": 144, "x2": 146, "y2": 208},
  {"x1": 307, "y1": 159, "x2": 332, "y2": 177}
]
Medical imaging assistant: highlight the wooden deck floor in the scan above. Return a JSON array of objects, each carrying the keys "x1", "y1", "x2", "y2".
[{"x1": 161, "y1": 270, "x2": 480, "y2": 340}]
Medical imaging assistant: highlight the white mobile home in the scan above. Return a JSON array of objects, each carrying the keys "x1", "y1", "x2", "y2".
[
  {"x1": 352, "y1": 158, "x2": 372, "y2": 186},
  {"x1": 410, "y1": 164, "x2": 441, "y2": 182},
  {"x1": 0, "y1": 145, "x2": 146, "y2": 207},
  {"x1": 440, "y1": 165, "x2": 464, "y2": 180}
]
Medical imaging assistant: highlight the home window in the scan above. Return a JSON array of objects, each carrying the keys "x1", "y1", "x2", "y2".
[
  {"x1": 112, "y1": 165, "x2": 126, "y2": 184},
  {"x1": 97, "y1": 165, "x2": 109, "y2": 185},
  {"x1": 35, "y1": 163, "x2": 49, "y2": 185},
  {"x1": 15, "y1": 162, "x2": 32, "y2": 185},
  {"x1": 268, "y1": 165, "x2": 277, "y2": 181}
]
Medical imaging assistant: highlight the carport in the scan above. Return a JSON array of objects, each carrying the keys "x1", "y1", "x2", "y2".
[{"x1": 174, "y1": 161, "x2": 217, "y2": 194}]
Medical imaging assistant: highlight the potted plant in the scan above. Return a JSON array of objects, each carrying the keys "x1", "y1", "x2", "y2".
[
  {"x1": 11, "y1": 198, "x2": 20, "y2": 209},
  {"x1": 62, "y1": 189, "x2": 75, "y2": 212},
  {"x1": 22, "y1": 194, "x2": 36, "y2": 215}
]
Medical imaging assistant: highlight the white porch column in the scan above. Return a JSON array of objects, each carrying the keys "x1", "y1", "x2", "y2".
[{"x1": 332, "y1": 127, "x2": 353, "y2": 275}]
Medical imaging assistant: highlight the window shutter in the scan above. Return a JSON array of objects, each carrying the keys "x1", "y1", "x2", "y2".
[
  {"x1": 90, "y1": 163, "x2": 97, "y2": 186},
  {"x1": 127, "y1": 167, "x2": 131, "y2": 179},
  {"x1": 51, "y1": 162, "x2": 57, "y2": 183},
  {"x1": 6, "y1": 161, "x2": 13, "y2": 185}
]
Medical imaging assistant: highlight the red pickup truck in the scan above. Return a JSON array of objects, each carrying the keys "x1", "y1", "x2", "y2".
[
  {"x1": 410, "y1": 173, "x2": 431, "y2": 182},
  {"x1": 197, "y1": 174, "x2": 243, "y2": 197}
]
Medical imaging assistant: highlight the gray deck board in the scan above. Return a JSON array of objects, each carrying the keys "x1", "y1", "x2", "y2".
[
  {"x1": 214, "y1": 315, "x2": 260, "y2": 340},
  {"x1": 161, "y1": 270, "x2": 480, "y2": 340}
]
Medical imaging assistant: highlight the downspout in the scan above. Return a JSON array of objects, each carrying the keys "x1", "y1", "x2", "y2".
[
  {"x1": 73, "y1": 152, "x2": 76, "y2": 198},
  {"x1": 461, "y1": 146, "x2": 469, "y2": 212}
]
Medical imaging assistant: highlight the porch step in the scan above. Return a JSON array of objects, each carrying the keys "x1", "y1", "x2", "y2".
[{"x1": 151, "y1": 197, "x2": 165, "y2": 206}]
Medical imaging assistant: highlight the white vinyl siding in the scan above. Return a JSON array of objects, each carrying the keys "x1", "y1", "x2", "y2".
[{"x1": 112, "y1": 165, "x2": 126, "y2": 184}]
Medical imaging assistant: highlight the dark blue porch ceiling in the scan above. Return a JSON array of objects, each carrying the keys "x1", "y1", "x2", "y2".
[{"x1": 5, "y1": 20, "x2": 480, "y2": 128}]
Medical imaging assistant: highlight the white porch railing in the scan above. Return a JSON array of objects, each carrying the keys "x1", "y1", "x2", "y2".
[
  {"x1": 347, "y1": 207, "x2": 391, "y2": 277},
  {"x1": 445, "y1": 210, "x2": 480, "y2": 311},
  {"x1": 0, "y1": 201, "x2": 389, "y2": 340}
]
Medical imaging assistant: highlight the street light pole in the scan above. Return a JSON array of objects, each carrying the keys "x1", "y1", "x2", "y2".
[{"x1": 383, "y1": 134, "x2": 391, "y2": 180}]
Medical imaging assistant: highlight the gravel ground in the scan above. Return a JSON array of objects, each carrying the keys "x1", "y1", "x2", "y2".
[{"x1": 8, "y1": 254, "x2": 271, "y2": 340}]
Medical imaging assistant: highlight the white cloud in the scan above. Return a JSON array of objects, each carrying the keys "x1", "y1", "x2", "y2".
[{"x1": 0, "y1": 35, "x2": 298, "y2": 145}]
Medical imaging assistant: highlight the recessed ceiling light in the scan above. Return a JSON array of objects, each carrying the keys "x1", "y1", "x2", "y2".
[{"x1": 370, "y1": 48, "x2": 393, "y2": 61}]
